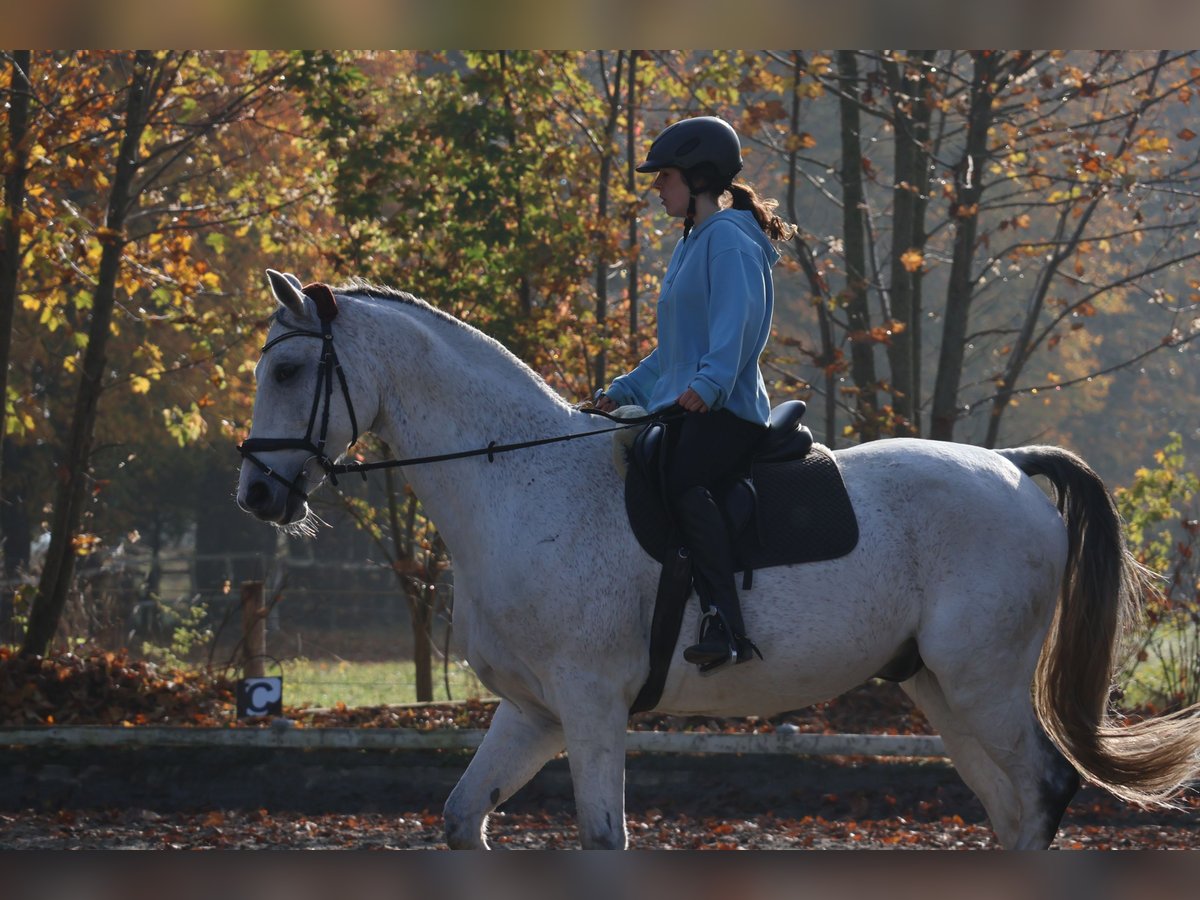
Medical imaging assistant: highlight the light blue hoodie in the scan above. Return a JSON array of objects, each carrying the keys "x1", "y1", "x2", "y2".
[{"x1": 606, "y1": 208, "x2": 780, "y2": 425}]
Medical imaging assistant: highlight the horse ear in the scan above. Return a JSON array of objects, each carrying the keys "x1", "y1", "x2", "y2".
[{"x1": 265, "y1": 269, "x2": 310, "y2": 318}]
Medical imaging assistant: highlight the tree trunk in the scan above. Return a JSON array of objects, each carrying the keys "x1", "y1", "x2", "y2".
[
  {"x1": 836, "y1": 51, "x2": 878, "y2": 441},
  {"x1": 497, "y1": 53, "x2": 533, "y2": 318},
  {"x1": 1, "y1": 443, "x2": 30, "y2": 579},
  {"x1": 929, "y1": 51, "x2": 999, "y2": 442},
  {"x1": 626, "y1": 50, "x2": 640, "y2": 339},
  {"x1": 382, "y1": 464, "x2": 434, "y2": 703},
  {"x1": 0, "y1": 51, "x2": 32, "y2": 499},
  {"x1": 786, "y1": 53, "x2": 837, "y2": 447},
  {"x1": 1, "y1": 441, "x2": 31, "y2": 640},
  {"x1": 592, "y1": 51, "x2": 624, "y2": 394},
  {"x1": 883, "y1": 51, "x2": 933, "y2": 437},
  {"x1": 21, "y1": 51, "x2": 156, "y2": 657},
  {"x1": 982, "y1": 52, "x2": 1168, "y2": 448}
]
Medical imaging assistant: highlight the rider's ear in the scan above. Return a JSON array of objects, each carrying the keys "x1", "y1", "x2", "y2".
[{"x1": 266, "y1": 269, "x2": 310, "y2": 319}]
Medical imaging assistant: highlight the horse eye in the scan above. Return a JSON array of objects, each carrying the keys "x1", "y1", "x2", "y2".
[{"x1": 274, "y1": 363, "x2": 299, "y2": 384}]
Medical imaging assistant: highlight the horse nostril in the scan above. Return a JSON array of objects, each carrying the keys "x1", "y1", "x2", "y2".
[{"x1": 244, "y1": 480, "x2": 270, "y2": 511}]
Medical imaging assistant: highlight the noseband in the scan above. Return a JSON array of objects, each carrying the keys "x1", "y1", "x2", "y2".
[{"x1": 237, "y1": 283, "x2": 360, "y2": 501}]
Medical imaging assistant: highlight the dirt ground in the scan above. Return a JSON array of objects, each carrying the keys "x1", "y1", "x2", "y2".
[
  {"x1": 2, "y1": 754, "x2": 1196, "y2": 849},
  {"x1": 2, "y1": 800, "x2": 1196, "y2": 850},
  {"x1": 2, "y1": 652, "x2": 1197, "y2": 850}
]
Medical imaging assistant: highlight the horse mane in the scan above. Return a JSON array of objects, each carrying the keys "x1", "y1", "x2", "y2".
[
  {"x1": 335, "y1": 276, "x2": 423, "y2": 306},
  {"x1": 334, "y1": 278, "x2": 467, "y2": 331},
  {"x1": 333, "y1": 277, "x2": 573, "y2": 413}
]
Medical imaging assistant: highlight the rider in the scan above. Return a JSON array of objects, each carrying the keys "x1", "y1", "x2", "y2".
[{"x1": 595, "y1": 116, "x2": 796, "y2": 671}]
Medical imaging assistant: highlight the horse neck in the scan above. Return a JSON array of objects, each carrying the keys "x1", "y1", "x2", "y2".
[
  {"x1": 342, "y1": 294, "x2": 597, "y2": 546},
  {"x1": 363, "y1": 296, "x2": 573, "y2": 440}
]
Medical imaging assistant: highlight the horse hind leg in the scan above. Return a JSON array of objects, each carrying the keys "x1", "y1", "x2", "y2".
[
  {"x1": 443, "y1": 699, "x2": 565, "y2": 849},
  {"x1": 902, "y1": 668, "x2": 1079, "y2": 849}
]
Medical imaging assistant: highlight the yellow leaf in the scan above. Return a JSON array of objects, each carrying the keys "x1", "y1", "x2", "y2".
[
  {"x1": 900, "y1": 249, "x2": 924, "y2": 273},
  {"x1": 785, "y1": 132, "x2": 817, "y2": 152},
  {"x1": 71, "y1": 533, "x2": 103, "y2": 556},
  {"x1": 130, "y1": 376, "x2": 151, "y2": 394}
]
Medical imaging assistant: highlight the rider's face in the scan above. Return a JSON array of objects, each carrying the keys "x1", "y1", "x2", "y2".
[{"x1": 652, "y1": 167, "x2": 690, "y2": 219}]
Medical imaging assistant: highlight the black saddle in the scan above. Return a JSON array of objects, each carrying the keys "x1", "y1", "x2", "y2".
[
  {"x1": 625, "y1": 400, "x2": 858, "y2": 577},
  {"x1": 625, "y1": 400, "x2": 859, "y2": 714}
]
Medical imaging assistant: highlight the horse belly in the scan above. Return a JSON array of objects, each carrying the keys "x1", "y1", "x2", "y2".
[
  {"x1": 645, "y1": 442, "x2": 1040, "y2": 718},
  {"x1": 652, "y1": 561, "x2": 919, "y2": 718}
]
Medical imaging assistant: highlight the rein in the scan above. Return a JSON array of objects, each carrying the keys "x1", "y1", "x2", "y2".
[
  {"x1": 238, "y1": 282, "x2": 677, "y2": 500},
  {"x1": 326, "y1": 406, "x2": 672, "y2": 481}
]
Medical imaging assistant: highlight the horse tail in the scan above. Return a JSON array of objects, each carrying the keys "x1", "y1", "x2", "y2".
[{"x1": 997, "y1": 445, "x2": 1200, "y2": 807}]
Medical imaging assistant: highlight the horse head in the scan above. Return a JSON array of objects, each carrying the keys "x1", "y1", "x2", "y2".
[{"x1": 236, "y1": 269, "x2": 371, "y2": 532}]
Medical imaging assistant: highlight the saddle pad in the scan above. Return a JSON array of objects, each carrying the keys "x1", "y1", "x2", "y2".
[{"x1": 624, "y1": 443, "x2": 859, "y2": 572}]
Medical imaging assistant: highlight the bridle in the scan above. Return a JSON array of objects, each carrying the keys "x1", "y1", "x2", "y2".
[
  {"x1": 237, "y1": 283, "x2": 359, "y2": 502},
  {"x1": 237, "y1": 281, "x2": 680, "y2": 503}
]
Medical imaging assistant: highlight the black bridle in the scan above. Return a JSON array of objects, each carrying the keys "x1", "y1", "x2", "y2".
[
  {"x1": 237, "y1": 284, "x2": 360, "y2": 502},
  {"x1": 238, "y1": 282, "x2": 675, "y2": 503}
]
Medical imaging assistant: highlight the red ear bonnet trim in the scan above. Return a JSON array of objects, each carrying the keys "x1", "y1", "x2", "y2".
[{"x1": 301, "y1": 282, "x2": 338, "y2": 321}]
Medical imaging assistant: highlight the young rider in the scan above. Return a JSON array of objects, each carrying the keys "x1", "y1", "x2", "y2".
[{"x1": 596, "y1": 116, "x2": 795, "y2": 671}]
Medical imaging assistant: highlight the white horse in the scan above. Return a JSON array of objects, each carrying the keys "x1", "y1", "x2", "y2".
[{"x1": 237, "y1": 270, "x2": 1200, "y2": 849}]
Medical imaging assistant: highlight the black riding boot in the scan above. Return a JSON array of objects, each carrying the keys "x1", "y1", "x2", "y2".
[{"x1": 675, "y1": 486, "x2": 762, "y2": 672}]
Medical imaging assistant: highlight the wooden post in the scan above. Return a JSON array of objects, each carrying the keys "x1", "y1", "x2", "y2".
[{"x1": 240, "y1": 580, "x2": 265, "y2": 679}]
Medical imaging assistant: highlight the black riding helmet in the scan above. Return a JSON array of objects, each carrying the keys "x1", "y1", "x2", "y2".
[
  {"x1": 637, "y1": 116, "x2": 743, "y2": 239},
  {"x1": 636, "y1": 116, "x2": 743, "y2": 182}
]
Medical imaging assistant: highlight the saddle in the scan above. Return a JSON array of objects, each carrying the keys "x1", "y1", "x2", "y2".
[{"x1": 625, "y1": 400, "x2": 860, "y2": 713}]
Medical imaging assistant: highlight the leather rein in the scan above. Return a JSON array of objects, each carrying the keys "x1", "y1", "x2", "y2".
[{"x1": 237, "y1": 283, "x2": 674, "y2": 502}]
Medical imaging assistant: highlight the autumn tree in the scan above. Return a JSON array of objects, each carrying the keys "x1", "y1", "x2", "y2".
[
  {"x1": 21, "y1": 51, "x2": 159, "y2": 656},
  {"x1": 0, "y1": 52, "x2": 31, "y2": 490},
  {"x1": 11, "y1": 51, "x2": 309, "y2": 656},
  {"x1": 744, "y1": 50, "x2": 1200, "y2": 455},
  {"x1": 8, "y1": 47, "x2": 1200, "y2": 669},
  {"x1": 287, "y1": 50, "x2": 661, "y2": 696},
  {"x1": 0, "y1": 52, "x2": 32, "y2": 630},
  {"x1": 880, "y1": 50, "x2": 935, "y2": 437}
]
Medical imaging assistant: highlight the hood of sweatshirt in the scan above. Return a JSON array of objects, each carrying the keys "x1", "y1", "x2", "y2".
[{"x1": 689, "y1": 207, "x2": 782, "y2": 267}]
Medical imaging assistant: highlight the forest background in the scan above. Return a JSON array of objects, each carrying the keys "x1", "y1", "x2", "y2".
[{"x1": 2, "y1": 50, "x2": 1199, "y2": 703}]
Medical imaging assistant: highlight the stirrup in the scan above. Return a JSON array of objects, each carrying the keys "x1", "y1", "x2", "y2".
[{"x1": 684, "y1": 609, "x2": 762, "y2": 674}]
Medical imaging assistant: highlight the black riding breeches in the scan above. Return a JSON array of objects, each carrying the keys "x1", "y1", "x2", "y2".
[{"x1": 662, "y1": 408, "x2": 766, "y2": 506}]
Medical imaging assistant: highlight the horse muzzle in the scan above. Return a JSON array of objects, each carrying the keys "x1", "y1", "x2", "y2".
[{"x1": 237, "y1": 458, "x2": 309, "y2": 525}]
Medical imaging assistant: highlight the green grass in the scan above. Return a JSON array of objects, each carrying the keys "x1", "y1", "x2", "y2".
[
  {"x1": 278, "y1": 658, "x2": 494, "y2": 709},
  {"x1": 1119, "y1": 621, "x2": 1200, "y2": 711}
]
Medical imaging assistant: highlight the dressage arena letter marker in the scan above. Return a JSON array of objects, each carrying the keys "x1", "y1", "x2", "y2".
[{"x1": 237, "y1": 677, "x2": 283, "y2": 718}]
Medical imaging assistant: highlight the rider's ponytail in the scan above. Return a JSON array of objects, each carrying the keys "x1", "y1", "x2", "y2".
[
  {"x1": 684, "y1": 163, "x2": 797, "y2": 244},
  {"x1": 728, "y1": 181, "x2": 797, "y2": 243}
]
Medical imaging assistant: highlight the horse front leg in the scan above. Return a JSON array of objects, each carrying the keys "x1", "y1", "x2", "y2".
[
  {"x1": 442, "y1": 699, "x2": 564, "y2": 849},
  {"x1": 558, "y1": 685, "x2": 631, "y2": 849}
]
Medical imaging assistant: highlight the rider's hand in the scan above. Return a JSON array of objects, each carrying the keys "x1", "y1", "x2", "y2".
[
  {"x1": 595, "y1": 393, "x2": 619, "y2": 413},
  {"x1": 676, "y1": 388, "x2": 709, "y2": 413}
]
